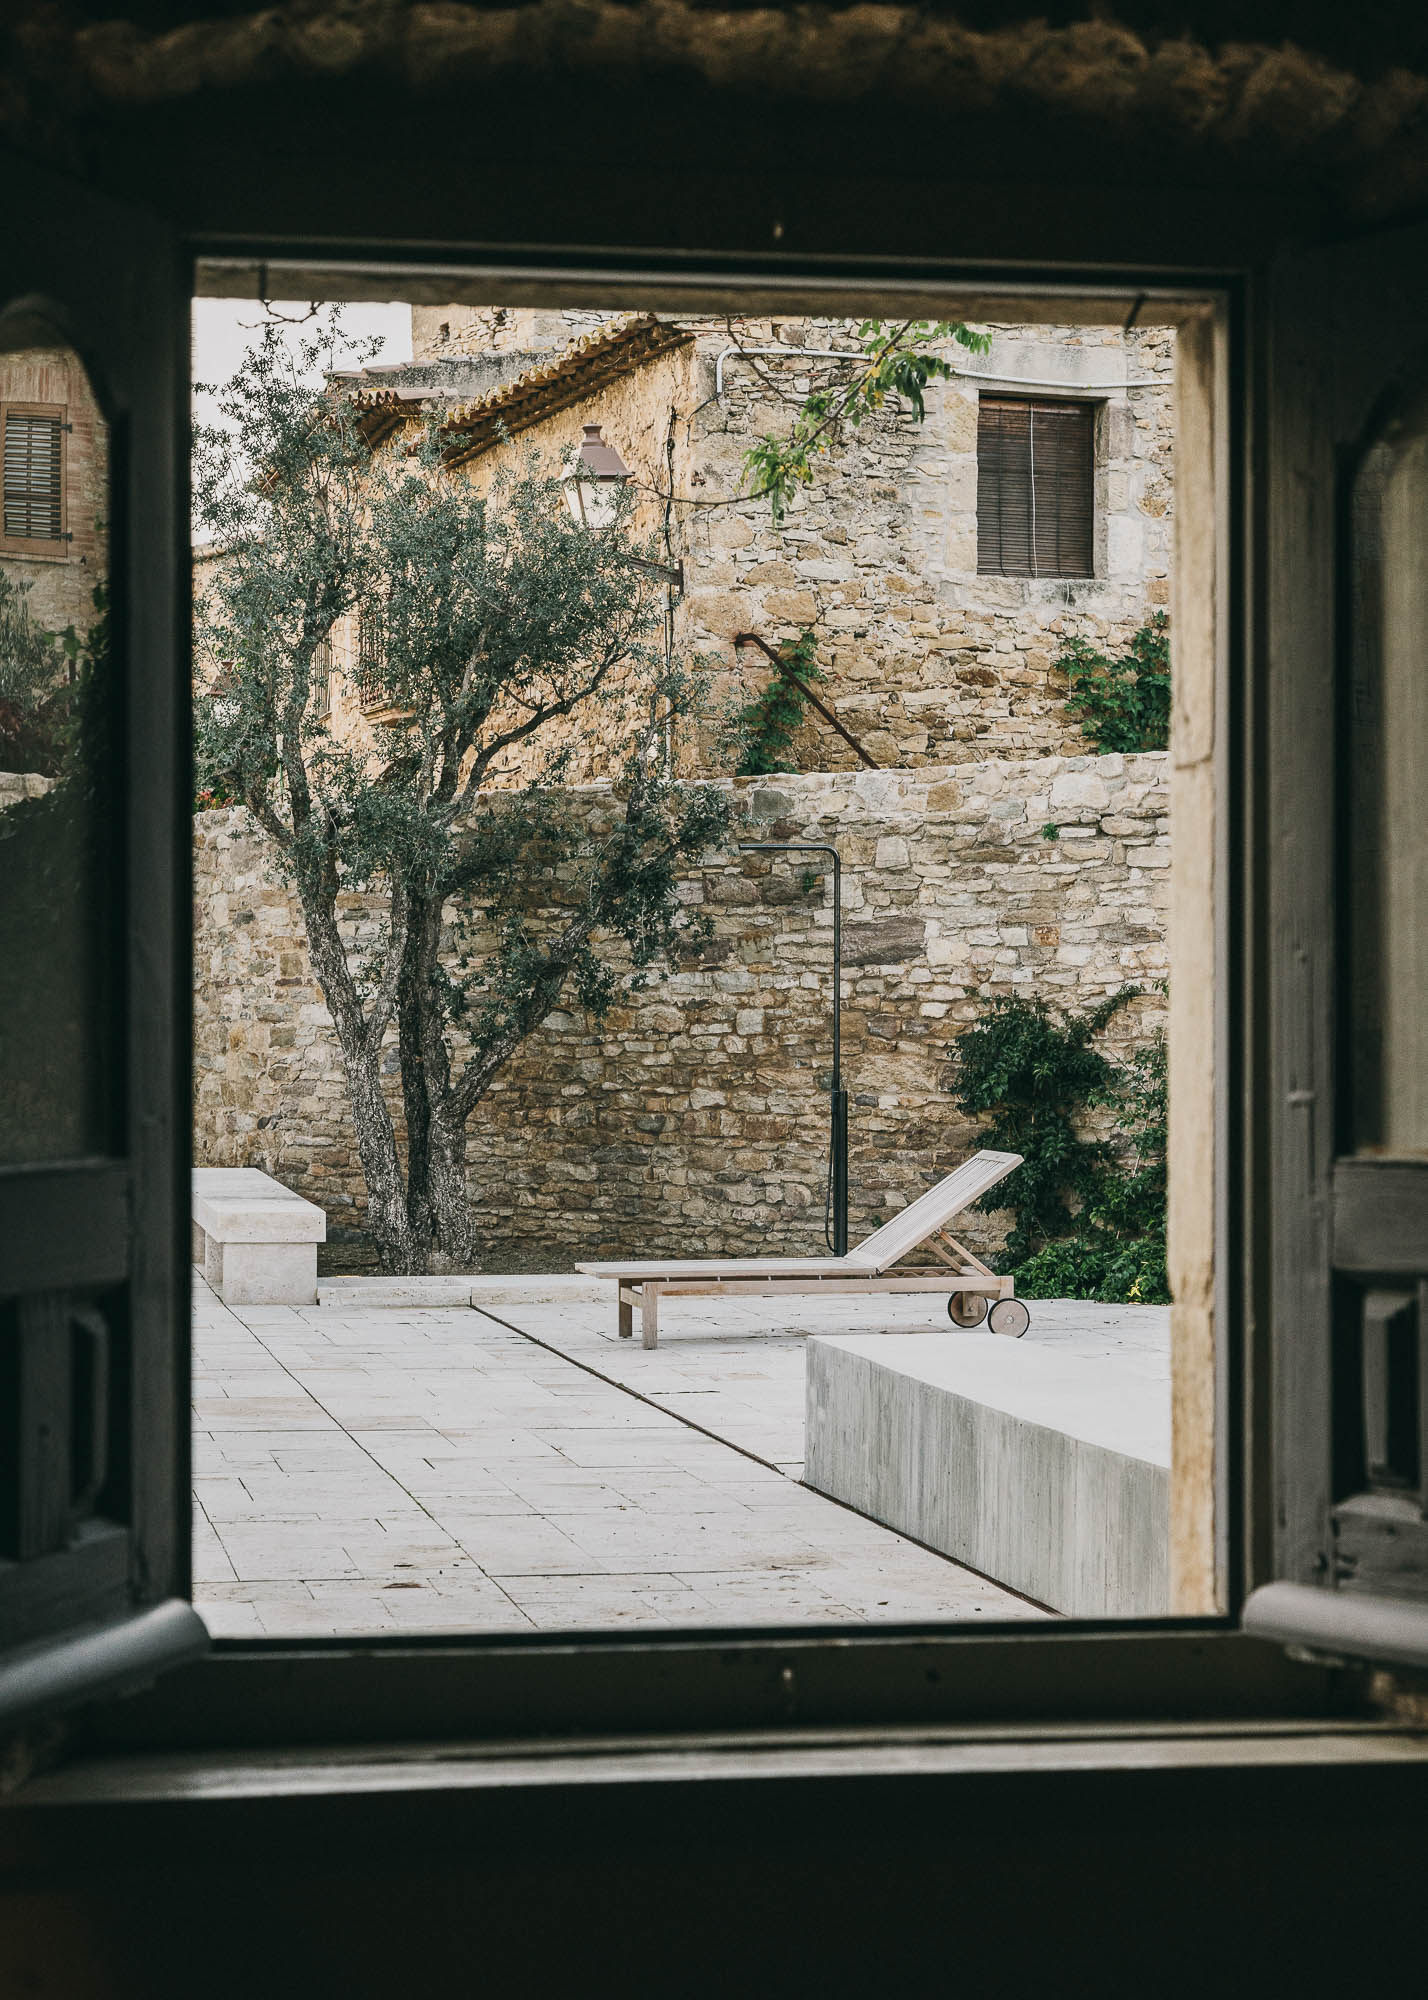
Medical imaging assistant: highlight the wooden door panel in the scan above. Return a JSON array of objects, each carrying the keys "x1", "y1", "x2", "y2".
[{"x1": 0, "y1": 152, "x2": 204, "y2": 1720}]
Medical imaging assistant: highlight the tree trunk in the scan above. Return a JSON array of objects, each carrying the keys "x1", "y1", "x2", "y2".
[
  {"x1": 423, "y1": 1100, "x2": 476, "y2": 1272},
  {"x1": 397, "y1": 946, "x2": 434, "y2": 1258},
  {"x1": 293, "y1": 872, "x2": 421, "y2": 1276},
  {"x1": 397, "y1": 883, "x2": 477, "y2": 1273},
  {"x1": 338, "y1": 1038, "x2": 422, "y2": 1274}
]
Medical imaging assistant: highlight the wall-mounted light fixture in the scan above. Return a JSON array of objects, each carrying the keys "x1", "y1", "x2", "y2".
[
  {"x1": 562, "y1": 424, "x2": 684, "y2": 592},
  {"x1": 561, "y1": 423, "x2": 630, "y2": 530}
]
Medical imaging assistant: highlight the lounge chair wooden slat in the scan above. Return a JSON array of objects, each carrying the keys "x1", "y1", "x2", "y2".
[
  {"x1": 575, "y1": 1149, "x2": 1022, "y2": 1347},
  {"x1": 842, "y1": 1150, "x2": 1022, "y2": 1272}
]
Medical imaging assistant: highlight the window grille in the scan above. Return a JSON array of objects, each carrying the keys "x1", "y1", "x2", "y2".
[
  {"x1": 3, "y1": 410, "x2": 64, "y2": 543},
  {"x1": 976, "y1": 396, "x2": 1094, "y2": 578}
]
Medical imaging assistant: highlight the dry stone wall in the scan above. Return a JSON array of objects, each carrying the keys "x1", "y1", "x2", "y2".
[{"x1": 192, "y1": 753, "x2": 1168, "y2": 1270}]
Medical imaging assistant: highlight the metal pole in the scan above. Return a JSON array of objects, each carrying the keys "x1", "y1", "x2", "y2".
[{"x1": 738, "y1": 841, "x2": 847, "y2": 1256}]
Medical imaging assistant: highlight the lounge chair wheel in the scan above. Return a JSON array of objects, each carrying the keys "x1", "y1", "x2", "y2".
[
  {"x1": 947, "y1": 1291, "x2": 988, "y2": 1326},
  {"x1": 988, "y1": 1298, "x2": 1030, "y2": 1338}
]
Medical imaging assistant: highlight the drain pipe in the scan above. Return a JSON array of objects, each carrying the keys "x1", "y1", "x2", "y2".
[
  {"x1": 714, "y1": 345, "x2": 851, "y2": 403},
  {"x1": 714, "y1": 344, "x2": 1151, "y2": 405}
]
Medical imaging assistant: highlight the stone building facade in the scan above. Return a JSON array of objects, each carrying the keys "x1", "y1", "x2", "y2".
[
  {"x1": 676, "y1": 314, "x2": 1173, "y2": 768},
  {"x1": 305, "y1": 305, "x2": 1174, "y2": 779},
  {"x1": 0, "y1": 344, "x2": 108, "y2": 676},
  {"x1": 193, "y1": 754, "x2": 1168, "y2": 1268}
]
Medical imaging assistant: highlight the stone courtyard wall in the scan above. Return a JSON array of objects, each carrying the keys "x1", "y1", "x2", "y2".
[{"x1": 192, "y1": 753, "x2": 1168, "y2": 1270}]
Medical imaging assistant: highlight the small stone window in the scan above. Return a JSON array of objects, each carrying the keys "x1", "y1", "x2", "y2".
[
  {"x1": 1, "y1": 402, "x2": 68, "y2": 557},
  {"x1": 976, "y1": 395, "x2": 1094, "y2": 578}
]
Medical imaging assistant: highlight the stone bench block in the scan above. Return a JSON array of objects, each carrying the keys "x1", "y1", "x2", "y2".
[
  {"x1": 805, "y1": 1321, "x2": 1169, "y2": 1619},
  {"x1": 193, "y1": 1167, "x2": 326, "y2": 1306}
]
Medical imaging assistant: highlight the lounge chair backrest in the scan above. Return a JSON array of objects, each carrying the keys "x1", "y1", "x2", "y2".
[{"x1": 843, "y1": 1149, "x2": 1022, "y2": 1272}]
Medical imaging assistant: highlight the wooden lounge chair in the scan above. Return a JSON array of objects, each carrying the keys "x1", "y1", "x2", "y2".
[{"x1": 576, "y1": 1149, "x2": 1026, "y2": 1348}]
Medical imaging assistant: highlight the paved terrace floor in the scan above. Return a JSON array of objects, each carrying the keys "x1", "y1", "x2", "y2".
[{"x1": 192, "y1": 1274, "x2": 1165, "y2": 1639}]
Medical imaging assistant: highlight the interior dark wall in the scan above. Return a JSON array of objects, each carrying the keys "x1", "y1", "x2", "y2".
[
  {"x1": 10, "y1": 2, "x2": 1428, "y2": 251},
  {"x1": 3, "y1": 10, "x2": 1427, "y2": 1990},
  {"x1": 27, "y1": 1, "x2": 1428, "y2": 81},
  {"x1": 2, "y1": 1757, "x2": 1424, "y2": 1996}
]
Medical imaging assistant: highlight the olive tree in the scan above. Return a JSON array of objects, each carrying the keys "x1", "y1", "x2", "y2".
[{"x1": 194, "y1": 316, "x2": 729, "y2": 1273}]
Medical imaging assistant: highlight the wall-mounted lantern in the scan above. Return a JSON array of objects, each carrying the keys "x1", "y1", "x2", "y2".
[
  {"x1": 562, "y1": 423, "x2": 685, "y2": 592},
  {"x1": 561, "y1": 424, "x2": 631, "y2": 531}
]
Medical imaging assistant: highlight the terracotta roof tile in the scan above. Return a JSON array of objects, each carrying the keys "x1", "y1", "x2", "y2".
[{"x1": 350, "y1": 314, "x2": 696, "y2": 462}]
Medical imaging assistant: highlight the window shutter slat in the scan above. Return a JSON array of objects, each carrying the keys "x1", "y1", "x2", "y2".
[
  {"x1": 3, "y1": 413, "x2": 63, "y2": 541},
  {"x1": 977, "y1": 396, "x2": 1094, "y2": 578},
  {"x1": 977, "y1": 399, "x2": 1032, "y2": 576},
  {"x1": 1031, "y1": 401, "x2": 1095, "y2": 577}
]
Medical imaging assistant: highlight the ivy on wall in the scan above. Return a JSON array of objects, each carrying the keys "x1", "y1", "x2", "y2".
[
  {"x1": 947, "y1": 986, "x2": 1168, "y2": 1305},
  {"x1": 1058, "y1": 611, "x2": 1170, "y2": 753},
  {"x1": 734, "y1": 629, "x2": 825, "y2": 776}
]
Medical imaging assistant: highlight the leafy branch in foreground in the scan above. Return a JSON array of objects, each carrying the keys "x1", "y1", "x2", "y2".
[{"x1": 741, "y1": 318, "x2": 991, "y2": 522}]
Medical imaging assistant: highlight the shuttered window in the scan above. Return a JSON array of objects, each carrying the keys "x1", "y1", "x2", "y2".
[
  {"x1": 976, "y1": 396, "x2": 1095, "y2": 578},
  {"x1": 2, "y1": 407, "x2": 65, "y2": 545},
  {"x1": 357, "y1": 608, "x2": 382, "y2": 711}
]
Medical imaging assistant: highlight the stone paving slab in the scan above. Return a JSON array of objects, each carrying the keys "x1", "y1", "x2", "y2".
[
  {"x1": 192, "y1": 1273, "x2": 1060, "y2": 1638},
  {"x1": 473, "y1": 1289, "x2": 1169, "y2": 1480}
]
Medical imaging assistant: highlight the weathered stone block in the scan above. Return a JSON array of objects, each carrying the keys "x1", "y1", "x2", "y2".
[
  {"x1": 764, "y1": 589, "x2": 818, "y2": 624},
  {"x1": 842, "y1": 916, "x2": 927, "y2": 966}
]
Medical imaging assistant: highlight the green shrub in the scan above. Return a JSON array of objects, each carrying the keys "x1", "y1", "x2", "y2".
[
  {"x1": 1058, "y1": 612, "x2": 1170, "y2": 754},
  {"x1": 948, "y1": 988, "x2": 1168, "y2": 1305}
]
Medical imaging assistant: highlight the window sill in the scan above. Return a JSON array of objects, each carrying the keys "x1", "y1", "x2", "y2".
[
  {"x1": 0, "y1": 541, "x2": 72, "y2": 563},
  {"x1": 70, "y1": 1625, "x2": 1356, "y2": 1761},
  {"x1": 12, "y1": 1715, "x2": 1428, "y2": 1821}
]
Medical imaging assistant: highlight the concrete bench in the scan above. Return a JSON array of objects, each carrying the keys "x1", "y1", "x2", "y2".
[
  {"x1": 804, "y1": 1308, "x2": 1170, "y2": 1619},
  {"x1": 192, "y1": 1167, "x2": 326, "y2": 1306}
]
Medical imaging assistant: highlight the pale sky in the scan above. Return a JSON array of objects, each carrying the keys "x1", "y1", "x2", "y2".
[{"x1": 190, "y1": 298, "x2": 413, "y2": 434}]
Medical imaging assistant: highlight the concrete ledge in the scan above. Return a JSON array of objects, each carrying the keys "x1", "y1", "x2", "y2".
[
  {"x1": 319, "y1": 1277, "x2": 479, "y2": 1310},
  {"x1": 316, "y1": 1274, "x2": 604, "y2": 1310},
  {"x1": 193, "y1": 1168, "x2": 325, "y2": 1306},
  {"x1": 805, "y1": 1316, "x2": 1170, "y2": 1619}
]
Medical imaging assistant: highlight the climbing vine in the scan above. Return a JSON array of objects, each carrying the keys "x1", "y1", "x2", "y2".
[
  {"x1": 947, "y1": 986, "x2": 1168, "y2": 1305},
  {"x1": 734, "y1": 629, "x2": 825, "y2": 776},
  {"x1": 1058, "y1": 611, "x2": 1171, "y2": 753}
]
